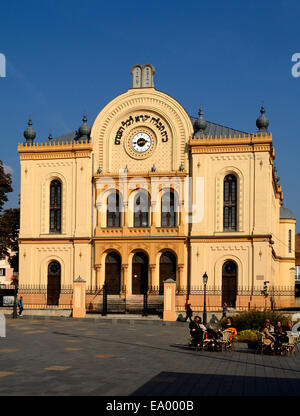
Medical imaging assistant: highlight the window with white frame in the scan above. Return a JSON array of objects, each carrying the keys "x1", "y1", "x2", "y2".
[{"x1": 0, "y1": 269, "x2": 5, "y2": 276}]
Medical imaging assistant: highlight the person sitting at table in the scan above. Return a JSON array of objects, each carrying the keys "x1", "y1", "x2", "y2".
[
  {"x1": 274, "y1": 321, "x2": 288, "y2": 344},
  {"x1": 189, "y1": 316, "x2": 206, "y2": 346},
  {"x1": 260, "y1": 322, "x2": 275, "y2": 350},
  {"x1": 283, "y1": 320, "x2": 293, "y2": 333},
  {"x1": 221, "y1": 317, "x2": 237, "y2": 340},
  {"x1": 264, "y1": 318, "x2": 274, "y2": 333}
]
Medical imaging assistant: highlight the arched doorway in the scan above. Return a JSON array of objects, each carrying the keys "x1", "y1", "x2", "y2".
[
  {"x1": 222, "y1": 260, "x2": 237, "y2": 307},
  {"x1": 47, "y1": 261, "x2": 61, "y2": 305},
  {"x1": 105, "y1": 252, "x2": 121, "y2": 294},
  {"x1": 159, "y1": 252, "x2": 177, "y2": 285},
  {"x1": 132, "y1": 252, "x2": 148, "y2": 294}
]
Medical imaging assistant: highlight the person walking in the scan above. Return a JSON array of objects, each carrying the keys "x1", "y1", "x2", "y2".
[
  {"x1": 222, "y1": 302, "x2": 228, "y2": 318},
  {"x1": 185, "y1": 303, "x2": 193, "y2": 322},
  {"x1": 18, "y1": 296, "x2": 24, "y2": 317}
]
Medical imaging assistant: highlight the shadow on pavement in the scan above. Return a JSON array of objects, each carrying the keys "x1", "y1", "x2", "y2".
[{"x1": 131, "y1": 371, "x2": 300, "y2": 396}]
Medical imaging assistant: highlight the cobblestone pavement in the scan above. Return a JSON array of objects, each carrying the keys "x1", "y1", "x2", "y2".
[{"x1": 0, "y1": 318, "x2": 299, "y2": 396}]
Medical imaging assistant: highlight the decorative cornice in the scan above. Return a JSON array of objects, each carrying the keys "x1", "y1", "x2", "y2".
[
  {"x1": 95, "y1": 171, "x2": 187, "y2": 179},
  {"x1": 189, "y1": 133, "x2": 273, "y2": 154},
  {"x1": 18, "y1": 140, "x2": 93, "y2": 161},
  {"x1": 190, "y1": 235, "x2": 272, "y2": 243},
  {"x1": 280, "y1": 219, "x2": 296, "y2": 224},
  {"x1": 19, "y1": 238, "x2": 91, "y2": 244}
]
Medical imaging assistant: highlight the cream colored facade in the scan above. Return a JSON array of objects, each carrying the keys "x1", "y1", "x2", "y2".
[{"x1": 18, "y1": 65, "x2": 296, "y2": 309}]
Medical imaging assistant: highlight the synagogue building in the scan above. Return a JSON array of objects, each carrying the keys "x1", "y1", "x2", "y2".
[{"x1": 17, "y1": 65, "x2": 296, "y2": 311}]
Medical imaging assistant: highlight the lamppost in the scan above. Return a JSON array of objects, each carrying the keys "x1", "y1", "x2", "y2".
[
  {"x1": 12, "y1": 279, "x2": 19, "y2": 319},
  {"x1": 261, "y1": 280, "x2": 269, "y2": 311},
  {"x1": 203, "y1": 272, "x2": 208, "y2": 326}
]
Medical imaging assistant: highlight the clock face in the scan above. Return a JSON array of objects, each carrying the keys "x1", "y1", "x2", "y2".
[{"x1": 131, "y1": 132, "x2": 152, "y2": 153}]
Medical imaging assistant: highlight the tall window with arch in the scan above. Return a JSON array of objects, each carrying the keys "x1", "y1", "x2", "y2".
[
  {"x1": 223, "y1": 174, "x2": 237, "y2": 231},
  {"x1": 161, "y1": 190, "x2": 177, "y2": 227},
  {"x1": 50, "y1": 180, "x2": 62, "y2": 233},
  {"x1": 134, "y1": 192, "x2": 149, "y2": 227},
  {"x1": 107, "y1": 192, "x2": 121, "y2": 227}
]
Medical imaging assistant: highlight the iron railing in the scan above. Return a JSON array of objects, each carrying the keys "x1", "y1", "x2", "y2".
[{"x1": 175, "y1": 285, "x2": 295, "y2": 296}]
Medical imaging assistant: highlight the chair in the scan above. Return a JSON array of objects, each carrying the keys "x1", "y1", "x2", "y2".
[
  {"x1": 196, "y1": 331, "x2": 207, "y2": 352},
  {"x1": 256, "y1": 331, "x2": 269, "y2": 354},
  {"x1": 281, "y1": 334, "x2": 297, "y2": 355},
  {"x1": 296, "y1": 333, "x2": 300, "y2": 352},
  {"x1": 218, "y1": 330, "x2": 232, "y2": 352}
]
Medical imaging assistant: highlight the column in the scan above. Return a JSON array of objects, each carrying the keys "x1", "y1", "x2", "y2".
[
  {"x1": 149, "y1": 264, "x2": 156, "y2": 288},
  {"x1": 95, "y1": 264, "x2": 102, "y2": 289},
  {"x1": 177, "y1": 264, "x2": 184, "y2": 289},
  {"x1": 72, "y1": 276, "x2": 86, "y2": 318},
  {"x1": 163, "y1": 279, "x2": 176, "y2": 321},
  {"x1": 123, "y1": 202, "x2": 128, "y2": 227},
  {"x1": 121, "y1": 264, "x2": 128, "y2": 296}
]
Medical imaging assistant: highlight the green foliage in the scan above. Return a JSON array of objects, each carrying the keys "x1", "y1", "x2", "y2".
[
  {"x1": 0, "y1": 207, "x2": 20, "y2": 271},
  {"x1": 236, "y1": 329, "x2": 259, "y2": 343},
  {"x1": 0, "y1": 160, "x2": 12, "y2": 213},
  {"x1": 222, "y1": 311, "x2": 291, "y2": 332}
]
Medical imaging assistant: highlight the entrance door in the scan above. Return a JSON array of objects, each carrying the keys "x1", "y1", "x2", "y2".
[
  {"x1": 132, "y1": 252, "x2": 148, "y2": 294},
  {"x1": 159, "y1": 252, "x2": 177, "y2": 293},
  {"x1": 105, "y1": 252, "x2": 121, "y2": 294},
  {"x1": 222, "y1": 261, "x2": 237, "y2": 307},
  {"x1": 47, "y1": 261, "x2": 61, "y2": 305}
]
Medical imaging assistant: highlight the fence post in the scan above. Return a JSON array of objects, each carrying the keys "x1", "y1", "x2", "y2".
[
  {"x1": 102, "y1": 283, "x2": 107, "y2": 316},
  {"x1": 72, "y1": 276, "x2": 86, "y2": 318},
  {"x1": 163, "y1": 279, "x2": 176, "y2": 321},
  {"x1": 142, "y1": 291, "x2": 148, "y2": 317}
]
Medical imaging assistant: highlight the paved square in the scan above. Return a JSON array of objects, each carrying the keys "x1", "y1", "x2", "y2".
[{"x1": 0, "y1": 317, "x2": 300, "y2": 396}]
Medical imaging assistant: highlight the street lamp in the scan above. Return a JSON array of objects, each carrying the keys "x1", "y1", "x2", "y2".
[
  {"x1": 12, "y1": 279, "x2": 19, "y2": 319},
  {"x1": 203, "y1": 272, "x2": 208, "y2": 326}
]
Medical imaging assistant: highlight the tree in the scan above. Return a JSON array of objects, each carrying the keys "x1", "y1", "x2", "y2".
[
  {"x1": 0, "y1": 160, "x2": 12, "y2": 213},
  {"x1": 0, "y1": 208, "x2": 20, "y2": 271}
]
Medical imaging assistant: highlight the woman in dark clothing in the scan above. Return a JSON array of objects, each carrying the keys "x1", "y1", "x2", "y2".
[
  {"x1": 274, "y1": 321, "x2": 288, "y2": 349},
  {"x1": 185, "y1": 303, "x2": 193, "y2": 322}
]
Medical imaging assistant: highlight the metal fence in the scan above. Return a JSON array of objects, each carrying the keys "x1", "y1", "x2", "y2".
[
  {"x1": 175, "y1": 285, "x2": 296, "y2": 312},
  {"x1": 0, "y1": 284, "x2": 74, "y2": 309},
  {"x1": 175, "y1": 285, "x2": 295, "y2": 296},
  {"x1": 85, "y1": 285, "x2": 164, "y2": 316}
]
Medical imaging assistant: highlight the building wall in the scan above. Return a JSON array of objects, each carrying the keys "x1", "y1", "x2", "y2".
[{"x1": 18, "y1": 141, "x2": 93, "y2": 286}]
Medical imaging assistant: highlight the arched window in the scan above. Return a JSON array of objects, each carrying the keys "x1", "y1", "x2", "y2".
[
  {"x1": 223, "y1": 174, "x2": 237, "y2": 231},
  {"x1": 107, "y1": 192, "x2": 121, "y2": 227},
  {"x1": 161, "y1": 191, "x2": 177, "y2": 227},
  {"x1": 50, "y1": 180, "x2": 62, "y2": 233},
  {"x1": 134, "y1": 192, "x2": 149, "y2": 227}
]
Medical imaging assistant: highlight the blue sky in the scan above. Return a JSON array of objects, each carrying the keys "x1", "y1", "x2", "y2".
[{"x1": 0, "y1": 0, "x2": 299, "y2": 231}]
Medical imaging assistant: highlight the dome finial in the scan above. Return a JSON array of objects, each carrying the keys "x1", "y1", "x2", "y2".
[
  {"x1": 78, "y1": 113, "x2": 91, "y2": 140},
  {"x1": 194, "y1": 105, "x2": 207, "y2": 135},
  {"x1": 23, "y1": 116, "x2": 36, "y2": 144},
  {"x1": 256, "y1": 102, "x2": 269, "y2": 133}
]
